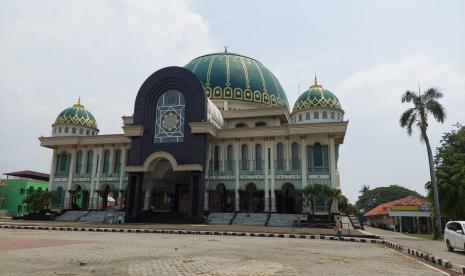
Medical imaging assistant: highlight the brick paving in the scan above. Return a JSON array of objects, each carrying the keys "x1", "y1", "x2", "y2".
[{"x1": 0, "y1": 228, "x2": 444, "y2": 275}]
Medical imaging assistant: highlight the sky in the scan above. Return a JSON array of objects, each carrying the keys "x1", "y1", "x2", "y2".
[{"x1": 0, "y1": 0, "x2": 464, "y2": 203}]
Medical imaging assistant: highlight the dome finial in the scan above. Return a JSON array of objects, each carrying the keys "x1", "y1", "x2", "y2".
[
  {"x1": 310, "y1": 74, "x2": 322, "y2": 88},
  {"x1": 73, "y1": 97, "x2": 83, "y2": 108}
]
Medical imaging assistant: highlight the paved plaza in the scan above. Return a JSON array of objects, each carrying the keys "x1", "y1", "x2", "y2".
[{"x1": 0, "y1": 229, "x2": 445, "y2": 275}]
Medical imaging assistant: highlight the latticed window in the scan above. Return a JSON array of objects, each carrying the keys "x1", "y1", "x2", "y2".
[
  {"x1": 114, "y1": 149, "x2": 121, "y2": 174},
  {"x1": 291, "y1": 142, "x2": 299, "y2": 170},
  {"x1": 75, "y1": 151, "x2": 82, "y2": 174},
  {"x1": 276, "y1": 143, "x2": 284, "y2": 170},
  {"x1": 314, "y1": 111, "x2": 319, "y2": 119},
  {"x1": 86, "y1": 150, "x2": 93, "y2": 174},
  {"x1": 255, "y1": 144, "x2": 262, "y2": 170},
  {"x1": 213, "y1": 145, "x2": 220, "y2": 171},
  {"x1": 241, "y1": 144, "x2": 248, "y2": 170},
  {"x1": 305, "y1": 112, "x2": 310, "y2": 120},
  {"x1": 226, "y1": 145, "x2": 233, "y2": 170},
  {"x1": 322, "y1": 111, "x2": 328, "y2": 119},
  {"x1": 313, "y1": 143, "x2": 323, "y2": 167},
  {"x1": 102, "y1": 150, "x2": 110, "y2": 174},
  {"x1": 154, "y1": 90, "x2": 185, "y2": 143}
]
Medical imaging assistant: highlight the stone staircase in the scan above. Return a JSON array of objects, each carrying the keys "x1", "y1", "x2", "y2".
[
  {"x1": 78, "y1": 211, "x2": 107, "y2": 223},
  {"x1": 267, "y1": 214, "x2": 308, "y2": 227},
  {"x1": 348, "y1": 215, "x2": 361, "y2": 229},
  {"x1": 231, "y1": 213, "x2": 268, "y2": 226},
  {"x1": 55, "y1": 211, "x2": 90, "y2": 221},
  {"x1": 206, "y1": 212, "x2": 235, "y2": 225},
  {"x1": 0, "y1": 209, "x2": 12, "y2": 218}
]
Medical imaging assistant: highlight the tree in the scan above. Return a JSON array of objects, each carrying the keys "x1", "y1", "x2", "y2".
[
  {"x1": 22, "y1": 190, "x2": 58, "y2": 214},
  {"x1": 359, "y1": 185, "x2": 370, "y2": 195},
  {"x1": 399, "y1": 86, "x2": 446, "y2": 239},
  {"x1": 356, "y1": 185, "x2": 421, "y2": 213},
  {"x1": 303, "y1": 184, "x2": 341, "y2": 218},
  {"x1": 425, "y1": 124, "x2": 465, "y2": 219}
]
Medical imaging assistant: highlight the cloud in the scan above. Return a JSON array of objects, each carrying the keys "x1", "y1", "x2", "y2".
[
  {"x1": 0, "y1": 0, "x2": 214, "y2": 173},
  {"x1": 337, "y1": 55, "x2": 465, "y2": 202}
]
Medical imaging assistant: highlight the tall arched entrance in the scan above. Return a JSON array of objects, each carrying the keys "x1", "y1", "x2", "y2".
[
  {"x1": 209, "y1": 183, "x2": 234, "y2": 212},
  {"x1": 126, "y1": 152, "x2": 204, "y2": 221},
  {"x1": 278, "y1": 183, "x2": 296, "y2": 213},
  {"x1": 240, "y1": 183, "x2": 264, "y2": 213}
]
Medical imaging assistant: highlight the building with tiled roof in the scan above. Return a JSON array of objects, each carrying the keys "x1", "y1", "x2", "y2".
[{"x1": 363, "y1": 196, "x2": 432, "y2": 234}]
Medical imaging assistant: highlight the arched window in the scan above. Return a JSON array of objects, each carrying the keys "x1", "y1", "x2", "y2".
[
  {"x1": 72, "y1": 127, "x2": 76, "y2": 134},
  {"x1": 305, "y1": 112, "x2": 310, "y2": 120},
  {"x1": 75, "y1": 151, "x2": 82, "y2": 174},
  {"x1": 241, "y1": 144, "x2": 248, "y2": 170},
  {"x1": 114, "y1": 149, "x2": 121, "y2": 174},
  {"x1": 79, "y1": 128, "x2": 84, "y2": 134},
  {"x1": 337, "y1": 113, "x2": 341, "y2": 120},
  {"x1": 276, "y1": 143, "x2": 284, "y2": 170},
  {"x1": 235, "y1": 123, "x2": 247, "y2": 128},
  {"x1": 226, "y1": 145, "x2": 233, "y2": 171},
  {"x1": 298, "y1": 114, "x2": 303, "y2": 121},
  {"x1": 102, "y1": 150, "x2": 110, "y2": 174},
  {"x1": 322, "y1": 111, "x2": 328, "y2": 119},
  {"x1": 58, "y1": 127, "x2": 62, "y2": 133},
  {"x1": 313, "y1": 143, "x2": 323, "y2": 167},
  {"x1": 213, "y1": 145, "x2": 220, "y2": 171},
  {"x1": 313, "y1": 111, "x2": 319, "y2": 119},
  {"x1": 255, "y1": 122, "x2": 266, "y2": 127},
  {"x1": 291, "y1": 142, "x2": 299, "y2": 170},
  {"x1": 86, "y1": 150, "x2": 93, "y2": 174},
  {"x1": 330, "y1": 112, "x2": 335, "y2": 119},
  {"x1": 65, "y1": 127, "x2": 69, "y2": 133},
  {"x1": 255, "y1": 144, "x2": 262, "y2": 170},
  {"x1": 86, "y1": 130, "x2": 90, "y2": 135},
  {"x1": 154, "y1": 90, "x2": 185, "y2": 143}
]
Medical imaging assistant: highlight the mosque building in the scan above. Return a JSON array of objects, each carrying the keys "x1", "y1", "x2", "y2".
[{"x1": 39, "y1": 51, "x2": 348, "y2": 222}]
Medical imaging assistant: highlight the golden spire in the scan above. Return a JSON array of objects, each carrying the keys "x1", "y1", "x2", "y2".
[
  {"x1": 73, "y1": 97, "x2": 84, "y2": 108},
  {"x1": 310, "y1": 74, "x2": 322, "y2": 88}
]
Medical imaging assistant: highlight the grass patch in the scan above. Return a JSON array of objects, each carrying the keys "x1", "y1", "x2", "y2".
[{"x1": 404, "y1": 233, "x2": 435, "y2": 240}]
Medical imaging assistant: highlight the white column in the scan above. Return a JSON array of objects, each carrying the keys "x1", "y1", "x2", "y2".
[
  {"x1": 118, "y1": 148, "x2": 126, "y2": 191},
  {"x1": 65, "y1": 148, "x2": 77, "y2": 209},
  {"x1": 300, "y1": 136, "x2": 307, "y2": 189},
  {"x1": 143, "y1": 189, "x2": 151, "y2": 210},
  {"x1": 234, "y1": 140, "x2": 240, "y2": 211},
  {"x1": 264, "y1": 139, "x2": 270, "y2": 212},
  {"x1": 48, "y1": 149, "x2": 57, "y2": 192},
  {"x1": 249, "y1": 139, "x2": 253, "y2": 172},
  {"x1": 329, "y1": 137, "x2": 337, "y2": 189},
  {"x1": 270, "y1": 138, "x2": 276, "y2": 212},
  {"x1": 118, "y1": 148, "x2": 126, "y2": 209},
  {"x1": 329, "y1": 137, "x2": 339, "y2": 213},
  {"x1": 204, "y1": 143, "x2": 212, "y2": 211},
  {"x1": 90, "y1": 147, "x2": 101, "y2": 209}
]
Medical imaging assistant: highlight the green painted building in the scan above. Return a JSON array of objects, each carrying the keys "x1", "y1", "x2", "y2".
[{"x1": 0, "y1": 171, "x2": 49, "y2": 217}]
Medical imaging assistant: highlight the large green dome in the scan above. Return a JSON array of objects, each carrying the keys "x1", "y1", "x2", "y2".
[
  {"x1": 293, "y1": 78, "x2": 342, "y2": 113},
  {"x1": 184, "y1": 52, "x2": 289, "y2": 108},
  {"x1": 54, "y1": 99, "x2": 98, "y2": 129}
]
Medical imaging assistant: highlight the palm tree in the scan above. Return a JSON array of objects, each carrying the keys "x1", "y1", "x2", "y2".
[
  {"x1": 400, "y1": 87, "x2": 446, "y2": 239},
  {"x1": 303, "y1": 184, "x2": 341, "y2": 218}
]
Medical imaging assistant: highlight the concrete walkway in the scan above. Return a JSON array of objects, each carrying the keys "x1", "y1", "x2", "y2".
[{"x1": 364, "y1": 226, "x2": 465, "y2": 269}]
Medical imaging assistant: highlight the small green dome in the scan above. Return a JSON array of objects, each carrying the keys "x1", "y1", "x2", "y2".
[
  {"x1": 293, "y1": 78, "x2": 342, "y2": 113},
  {"x1": 54, "y1": 99, "x2": 98, "y2": 129},
  {"x1": 185, "y1": 51, "x2": 289, "y2": 108}
]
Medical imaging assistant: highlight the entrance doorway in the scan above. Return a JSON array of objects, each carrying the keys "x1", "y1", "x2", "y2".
[
  {"x1": 278, "y1": 183, "x2": 296, "y2": 213},
  {"x1": 240, "y1": 183, "x2": 264, "y2": 213}
]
